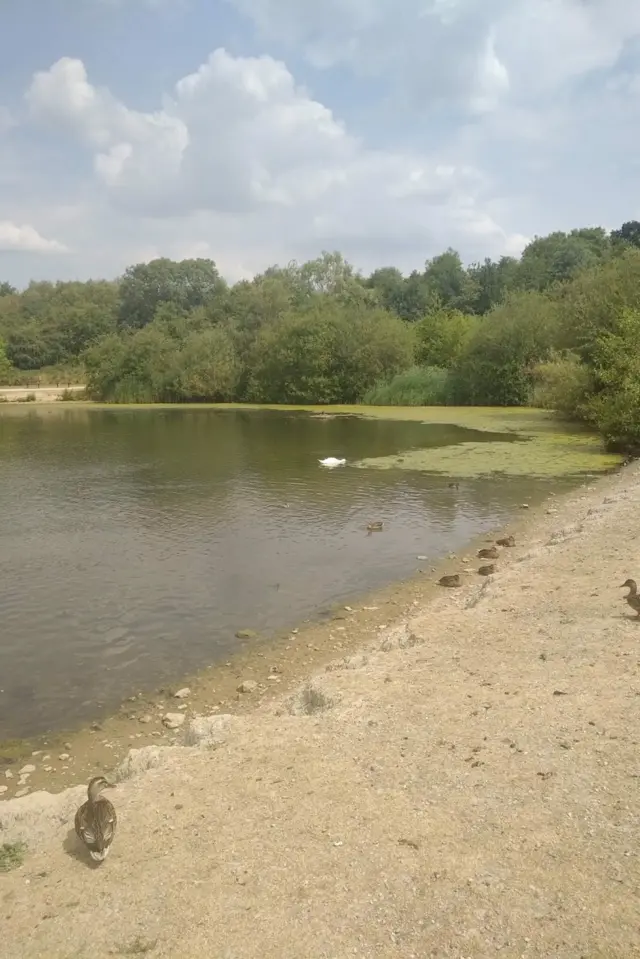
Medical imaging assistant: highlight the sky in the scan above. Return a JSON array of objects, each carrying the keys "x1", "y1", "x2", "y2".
[{"x1": 0, "y1": 0, "x2": 639, "y2": 288}]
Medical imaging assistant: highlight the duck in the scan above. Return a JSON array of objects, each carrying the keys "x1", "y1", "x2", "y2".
[
  {"x1": 448, "y1": 482, "x2": 459, "y2": 490},
  {"x1": 497, "y1": 535, "x2": 516, "y2": 547},
  {"x1": 367, "y1": 521, "x2": 384, "y2": 532},
  {"x1": 478, "y1": 564, "x2": 496, "y2": 576},
  {"x1": 438, "y1": 573, "x2": 461, "y2": 587},
  {"x1": 74, "y1": 776, "x2": 117, "y2": 862},
  {"x1": 478, "y1": 546, "x2": 499, "y2": 560},
  {"x1": 620, "y1": 579, "x2": 640, "y2": 617},
  {"x1": 319, "y1": 457, "x2": 346, "y2": 468}
]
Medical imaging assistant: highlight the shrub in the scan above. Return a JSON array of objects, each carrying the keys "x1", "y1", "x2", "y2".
[
  {"x1": 530, "y1": 352, "x2": 594, "y2": 416},
  {"x1": 584, "y1": 307, "x2": 640, "y2": 451},
  {"x1": 362, "y1": 366, "x2": 450, "y2": 406}
]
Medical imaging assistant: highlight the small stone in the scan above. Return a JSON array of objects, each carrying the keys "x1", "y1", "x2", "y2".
[
  {"x1": 15, "y1": 788, "x2": 29, "y2": 798},
  {"x1": 4, "y1": 770, "x2": 13, "y2": 779},
  {"x1": 43, "y1": 766, "x2": 53, "y2": 772},
  {"x1": 163, "y1": 712, "x2": 186, "y2": 729},
  {"x1": 19, "y1": 764, "x2": 36, "y2": 775},
  {"x1": 31, "y1": 751, "x2": 42, "y2": 757},
  {"x1": 0, "y1": 785, "x2": 7, "y2": 794},
  {"x1": 235, "y1": 629, "x2": 257, "y2": 640},
  {"x1": 521, "y1": 503, "x2": 529, "y2": 509},
  {"x1": 90, "y1": 722, "x2": 101, "y2": 731},
  {"x1": 173, "y1": 687, "x2": 191, "y2": 699},
  {"x1": 58, "y1": 753, "x2": 70, "y2": 761},
  {"x1": 63, "y1": 742, "x2": 72, "y2": 750},
  {"x1": 139, "y1": 715, "x2": 153, "y2": 724},
  {"x1": 237, "y1": 680, "x2": 258, "y2": 693}
]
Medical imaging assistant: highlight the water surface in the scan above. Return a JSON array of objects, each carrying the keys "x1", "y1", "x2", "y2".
[{"x1": 0, "y1": 407, "x2": 581, "y2": 738}]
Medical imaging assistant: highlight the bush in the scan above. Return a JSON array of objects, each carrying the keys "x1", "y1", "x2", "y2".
[
  {"x1": 362, "y1": 366, "x2": 450, "y2": 405},
  {"x1": 530, "y1": 352, "x2": 593, "y2": 416},
  {"x1": 584, "y1": 307, "x2": 640, "y2": 451}
]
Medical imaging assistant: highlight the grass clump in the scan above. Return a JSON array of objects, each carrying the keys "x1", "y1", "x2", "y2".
[{"x1": 0, "y1": 842, "x2": 27, "y2": 872}]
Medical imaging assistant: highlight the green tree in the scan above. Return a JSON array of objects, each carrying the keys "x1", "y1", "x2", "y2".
[
  {"x1": 586, "y1": 308, "x2": 640, "y2": 451},
  {"x1": 174, "y1": 328, "x2": 241, "y2": 401},
  {"x1": 0, "y1": 337, "x2": 13, "y2": 382},
  {"x1": 517, "y1": 230, "x2": 609, "y2": 292},
  {"x1": 423, "y1": 249, "x2": 476, "y2": 311},
  {"x1": 610, "y1": 220, "x2": 640, "y2": 249},
  {"x1": 0, "y1": 282, "x2": 16, "y2": 297},
  {"x1": 466, "y1": 256, "x2": 519, "y2": 314},
  {"x1": 415, "y1": 308, "x2": 477, "y2": 368},
  {"x1": 85, "y1": 326, "x2": 179, "y2": 402},
  {"x1": 452, "y1": 291, "x2": 559, "y2": 405},
  {"x1": 247, "y1": 303, "x2": 414, "y2": 404},
  {"x1": 118, "y1": 258, "x2": 226, "y2": 330}
]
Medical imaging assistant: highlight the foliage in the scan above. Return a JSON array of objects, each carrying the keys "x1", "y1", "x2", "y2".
[
  {"x1": 452, "y1": 291, "x2": 559, "y2": 405},
  {"x1": 363, "y1": 366, "x2": 450, "y2": 406},
  {"x1": 531, "y1": 352, "x2": 594, "y2": 415},
  {"x1": 118, "y1": 258, "x2": 226, "y2": 330},
  {"x1": 415, "y1": 308, "x2": 478, "y2": 368},
  {"x1": 585, "y1": 308, "x2": 640, "y2": 451},
  {"x1": 246, "y1": 303, "x2": 415, "y2": 404},
  {"x1": 2, "y1": 219, "x2": 640, "y2": 451}
]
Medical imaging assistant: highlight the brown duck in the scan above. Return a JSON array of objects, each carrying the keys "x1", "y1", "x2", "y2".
[
  {"x1": 497, "y1": 535, "x2": 516, "y2": 547},
  {"x1": 620, "y1": 579, "x2": 640, "y2": 617},
  {"x1": 75, "y1": 776, "x2": 117, "y2": 862},
  {"x1": 478, "y1": 546, "x2": 499, "y2": 559},
  {"x1": 478, "y1": 564, "x2": 496, "y2": 576},
  {"x1": 438, "y1": 574, "x2": 461, "y2": 587}
]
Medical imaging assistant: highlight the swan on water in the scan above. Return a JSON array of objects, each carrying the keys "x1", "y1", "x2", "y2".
[{"x1": 319, "y1": 457, "x2": 346, "y2": 467}]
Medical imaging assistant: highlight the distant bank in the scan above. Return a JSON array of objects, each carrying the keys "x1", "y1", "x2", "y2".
[{"x1": 0, "y1": 385, "x2": 85, "y2": 402}]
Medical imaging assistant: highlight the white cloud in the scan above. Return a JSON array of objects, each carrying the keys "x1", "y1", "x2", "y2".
[
  {"x1": 2, "y1": 0, "x2": 639, "y2": 287},
  {"x1": 22, "y1": 47, "x2": 522, "y2": 279},
  {"x1": 0, "y1": 221, "x2": 68, "y2": 254},
  {"x1": 225, "y1": 0, "x2": 640, "y2": 110}
]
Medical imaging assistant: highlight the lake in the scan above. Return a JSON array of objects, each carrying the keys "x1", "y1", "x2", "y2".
[{"x1": 0, "y1": 405, "x2": 591, "y2": 739}]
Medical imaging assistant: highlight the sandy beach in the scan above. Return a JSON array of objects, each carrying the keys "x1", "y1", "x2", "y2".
[{"x1": 2, "y1": 460, "x2": 640, "y2": 958}]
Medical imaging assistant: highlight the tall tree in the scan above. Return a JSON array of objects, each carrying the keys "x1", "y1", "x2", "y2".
[{"x1": 118, "y1": 258, "x2": 226, "y2": 330}]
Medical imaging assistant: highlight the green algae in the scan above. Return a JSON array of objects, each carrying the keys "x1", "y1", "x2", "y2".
[{"x1": 1, "y1": 401, "x2": 622, "y2": 478}]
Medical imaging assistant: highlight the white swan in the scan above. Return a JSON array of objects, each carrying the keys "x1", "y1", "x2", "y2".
[{"x1": 319, "y1": 457, "x2": 346, "y2": 467}]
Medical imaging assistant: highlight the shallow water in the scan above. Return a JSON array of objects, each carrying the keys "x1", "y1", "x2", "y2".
[{"x1": 0, "y1": 407, "x2": 582, "y2": 739}]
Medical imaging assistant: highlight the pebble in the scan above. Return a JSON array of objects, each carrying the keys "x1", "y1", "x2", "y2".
[
  {"x1": 4, "y1": 770, "x2": 13, "y2": 779},
  {"x1": 0, "y1": 785, "x2": 7, "y2": 794},
  {"x1": 163, "y1": 712, "x2": 186, "y2": 729},
  {"x1": 19, "y1": 764, "x2": 36, "y2": 775},
  {"x1": 43, "y1": 766, "x2": 53, "y2": 772},
  {"x1": 235, "y1": 629, "x2": 257, "y2": 639},
  {"x1": 15, "y1": 788, "x2": 29, "y2": 798},
  {"x1": 139, "y1": 715, "x2": 153, "y2": 724},
  {"x1": 237, "y1": 680, "x2": 258, "y2": 693},
  {"x1": 58, "y1": 753, "x2": 70, "y2": 761},
  {"x1": 173, "y1": 687, "x2": 191, "y2": 699}
]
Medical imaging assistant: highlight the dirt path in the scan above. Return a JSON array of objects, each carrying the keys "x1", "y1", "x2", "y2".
[{"x1": 2, "y1": 463, "x2": 640, "y2": 958}]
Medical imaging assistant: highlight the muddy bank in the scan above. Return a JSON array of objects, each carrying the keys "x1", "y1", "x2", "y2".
[{"x1": 2, "y1": 461, "x2": 640, "y2": 957}]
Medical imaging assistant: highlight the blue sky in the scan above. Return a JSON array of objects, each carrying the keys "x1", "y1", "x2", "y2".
[{"x1": 1, "y1": 0, "x2": 639, "y2": 287}]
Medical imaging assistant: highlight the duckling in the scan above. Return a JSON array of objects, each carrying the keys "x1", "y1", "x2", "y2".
[
  {"x1": 478, "y1": 564, "x2": 496, "y2": 576},
  {"x1": 367, "y1": 522, "x2": 384, "y2": 532},
  {"x1": 497, "y1": 535, "x2": 516, "y2": 547},
  {"x1": 438, "y1": 573, "x2": 461, "y2": 587},
  {"x1": 74, "y1": 776, "x2": 117, "y2": 862},
  {"x1": 478, "y1": 546, "x2": 499, "y2": 560},
  {"x1": 620, "y1": 579, "x2": 640, "y2": 617}
]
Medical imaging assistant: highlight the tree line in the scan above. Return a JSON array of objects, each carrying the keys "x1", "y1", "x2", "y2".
[{"x1": 1, "y1": 220, "x2": 640, "y2": 451}]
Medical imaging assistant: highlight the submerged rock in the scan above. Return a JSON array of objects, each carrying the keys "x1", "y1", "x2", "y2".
[{"x1": 237, "y1": 680, "x2": 258, "y2": 694}]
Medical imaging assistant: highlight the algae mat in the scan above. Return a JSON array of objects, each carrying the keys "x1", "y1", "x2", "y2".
[
  {"x1": 6, "y1": 401, "x2": 621, "y2": 478},
  {"x1": 212, "y1": 404, "x2": 621, "y2": 479}
]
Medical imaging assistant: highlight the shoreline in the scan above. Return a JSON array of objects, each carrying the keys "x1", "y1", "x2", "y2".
[
  {"x1": 0, "y1": 463, "x2": 640, "y2": 959},
  {"x1": 0, "y1": 514, "x2": 535, "y2": 798},
  {"x1": 2, "y1": 461, "x2": 640, "y2": 955}
]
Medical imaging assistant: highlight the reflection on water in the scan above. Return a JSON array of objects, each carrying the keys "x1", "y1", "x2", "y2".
[{"x1": 0, "y1": 408, "x2": 577, "y2": 738}]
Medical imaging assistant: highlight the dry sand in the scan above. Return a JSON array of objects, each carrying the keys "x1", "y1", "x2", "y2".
[{"x1": 2, "y1": 462, "x2": 640, "y2": 958}]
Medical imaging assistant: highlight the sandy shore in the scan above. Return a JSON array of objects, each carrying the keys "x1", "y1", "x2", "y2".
[
  {"x1": 2, "y1": 462, "x2": 640, "y2": 958},
  {"x1": 0, "y1": 385, "x2": 84, "y2": 402}
]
